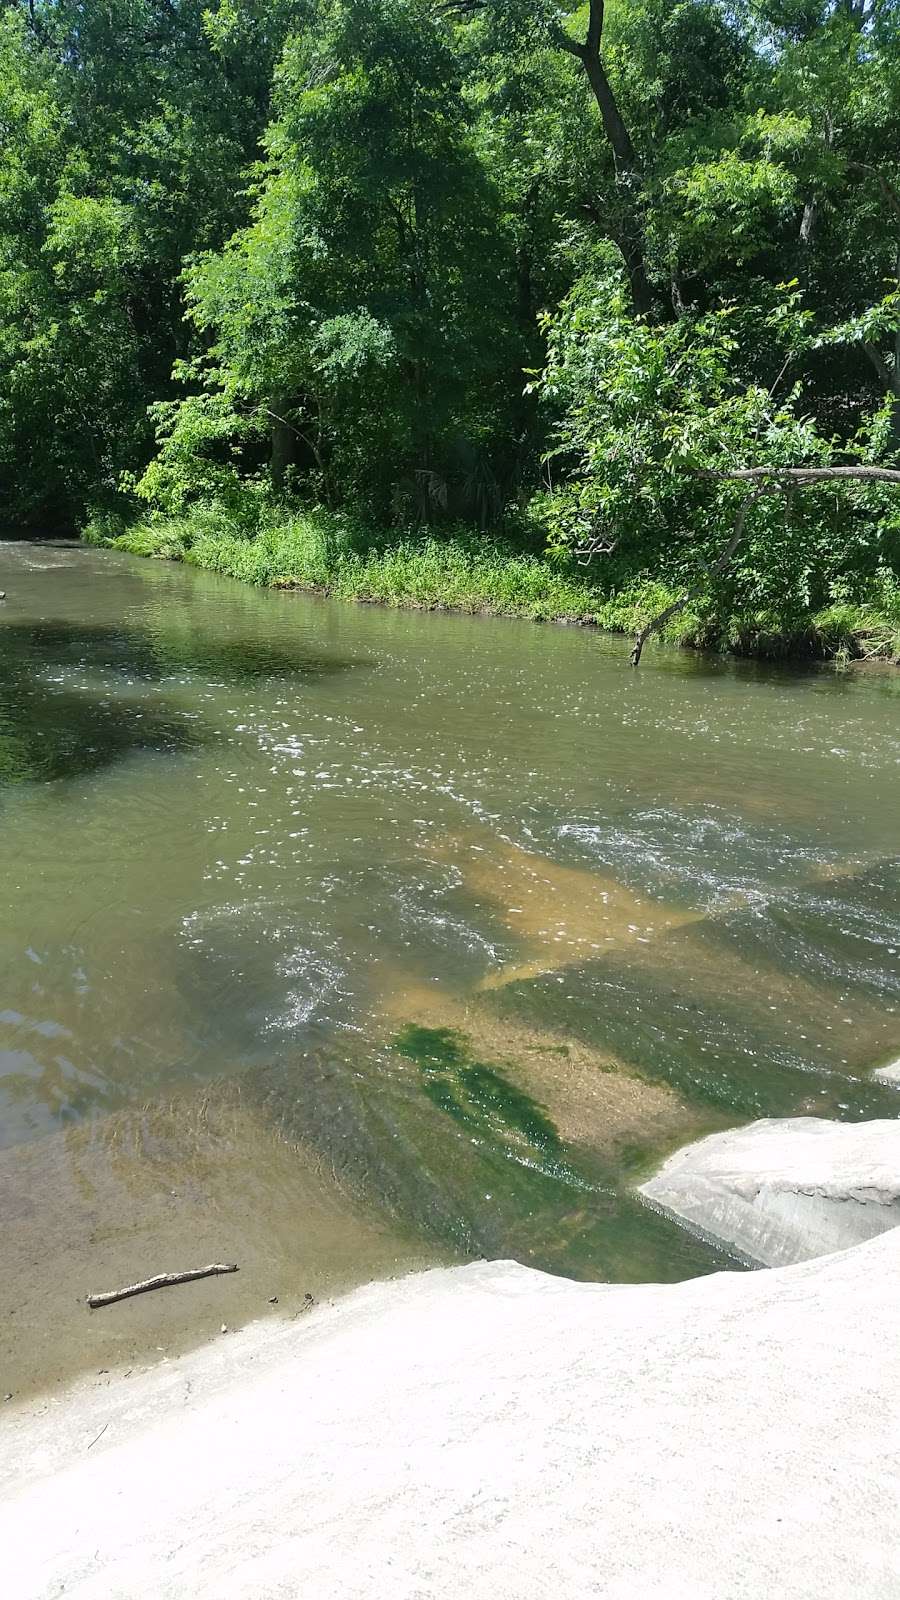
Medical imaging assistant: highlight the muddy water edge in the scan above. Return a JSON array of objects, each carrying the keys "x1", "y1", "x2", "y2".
[{"x1": 2, "y1": 538, "x2": 899, "y2": 1398}]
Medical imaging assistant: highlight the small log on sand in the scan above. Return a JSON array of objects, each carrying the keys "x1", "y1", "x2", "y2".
[{"x1": 87, "y1": 1263, "x2": 239, "y2": 1310}]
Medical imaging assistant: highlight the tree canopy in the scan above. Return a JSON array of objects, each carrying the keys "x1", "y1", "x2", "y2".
[{"x1": 2, "y1": 0, "x2": 899, "y2": 652}]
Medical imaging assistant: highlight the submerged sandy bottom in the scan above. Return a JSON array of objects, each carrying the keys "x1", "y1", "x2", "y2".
[
  {"x1": 4, "y1": 1230, "x2": 899, "y2": 1599},
  {"x1": 0, "y1": 1086, "x2": 435, "y2": 1399}
]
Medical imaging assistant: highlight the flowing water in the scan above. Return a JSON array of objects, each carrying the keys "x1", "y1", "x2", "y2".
[{"x1": 2, "y1": 538, "x2": 899, "y2": 1394}]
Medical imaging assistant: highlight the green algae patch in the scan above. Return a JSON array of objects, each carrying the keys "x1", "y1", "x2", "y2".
[
  {"x1": 393, "y1": 1023, "x2": 562, "y2": 1157},
  {"x1": 393, "y1": 1024, "x2": 461, "y2": 1072},
  {"x1": 388, "y1": 1023, "x2": 736, "y2": 1281}
]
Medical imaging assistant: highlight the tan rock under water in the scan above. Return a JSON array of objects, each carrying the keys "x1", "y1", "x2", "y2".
[
  {"x1": 372, "y1": 976, "x2": 711, "y2": 1162},
  {"x1": 421, "y1": 830, "x2": 702, "y2": 989}
]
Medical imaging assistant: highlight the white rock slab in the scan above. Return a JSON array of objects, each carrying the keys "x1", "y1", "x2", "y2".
[
  {"x1": 3, "y1": 1234, "x2": 900, "y2": 1600},
  {"x1": 640, "y1": 1115, "x2": 900, "y2": 1266}
]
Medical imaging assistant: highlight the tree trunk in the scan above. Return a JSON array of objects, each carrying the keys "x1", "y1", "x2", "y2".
[
  {"x1": 799, "y1": 197, "x2": 817, "y2": 248},
  {"x1": 269, "y1": 398, "x2": 297, "y2": 490},
  {"x1": 552, "y1": 0, "x2": 653, "y2": 318}
]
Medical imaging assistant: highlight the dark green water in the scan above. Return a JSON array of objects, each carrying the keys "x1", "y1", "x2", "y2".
[{"x1": 2, "y1": 538, "x2": 899, "y2": 1380}]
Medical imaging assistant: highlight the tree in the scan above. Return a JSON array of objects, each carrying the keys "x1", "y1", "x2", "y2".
[
  {"x1": 2, "y1": 0, "x2": 900, "y2": 662},
  {"x1": 536, "y1": 272, "x2": 900, "y2": 657},
  {"x1": 0, "y1": 0, "x2": 302, "y2": 524},
  {"x1": 142, "y1": 0, "x2": 522, "y2": 523}
]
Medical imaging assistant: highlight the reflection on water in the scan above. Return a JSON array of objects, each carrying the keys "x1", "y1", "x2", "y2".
[
  {"x1": 0, "y1": 616, "x2": 365, "y2": 786},
  {"x1": 1, "y1": 538, "x2": 899, "y2": 1392}
]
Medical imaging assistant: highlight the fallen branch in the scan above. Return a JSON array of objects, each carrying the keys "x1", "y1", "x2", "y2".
[
  {"x1": 630, "y1": 464, "x2": 900, "y2": 667},
  {"x1": 87, "y1": 1263, "x2": 239, "y2": 1310},
  {"x1": 695, "y1": 465, "x2": 900, "y2": 486},
  {"x1": 630, "y1": 486, "x2": 776, "y2": 666},
  {"x1": 575, "y1": 533, "x2": 619, "y2": 565}
]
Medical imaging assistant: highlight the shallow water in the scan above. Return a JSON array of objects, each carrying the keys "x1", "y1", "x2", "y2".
[{"x1": 2, "y1": 539, "x2": 899, "y2": 1392}]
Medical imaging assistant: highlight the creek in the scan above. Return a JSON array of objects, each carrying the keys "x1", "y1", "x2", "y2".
[{"x1": 2, "y1": 538, "x2": 898, "y2": 1391}]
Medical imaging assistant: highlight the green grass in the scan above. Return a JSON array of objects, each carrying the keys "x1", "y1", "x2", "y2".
[
  {"x1": 83, "y1": 505, "x2": 900, "y2": 662},
  {"x1": 85, "y1": 506, "x2": 608, "y2": 622}
]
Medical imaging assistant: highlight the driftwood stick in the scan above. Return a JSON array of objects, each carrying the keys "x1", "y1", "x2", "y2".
[{"x1": 87, "y1": 1263, "x2": 239, "y2": 1310}]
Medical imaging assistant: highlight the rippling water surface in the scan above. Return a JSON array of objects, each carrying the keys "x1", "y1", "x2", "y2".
[{"x1": 2, "y1": 539, "x2": 899, "y2": 1391}]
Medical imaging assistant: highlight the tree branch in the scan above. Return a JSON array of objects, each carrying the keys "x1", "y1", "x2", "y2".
[
  {"x1": 546, "y1": 0, "x2": 650, "y2": 314},
  {"x1": 849, "y1": 162, "x2": 900, "y2": 229},
  {"x1": 87, "y1": 1263, "x2": 239, "y2": 1309},
  {"x1": 261, "y1": 406, "x2": 326, "y2": 475},
  {"x1": 547, "y1": 19, "x2": 585, "y2": 57},
  {"x1": 586, "y1": 0, "x2": 605, "y2": 54},
  {"x1": 629, "y1": 486, "x2": 777, "y2": 666},
  {"x1": 575, "y1": 533, "x2": 618, "y2": 564},
  {"x1": 630, "y1": 463, "x2": 900, "y2": 667},
  {"x1": 695, "y1": 465, "x2": 900, "y2": 486},
  {"x1": 862, "y1": 343, "x2": 896, "y2": 392}
]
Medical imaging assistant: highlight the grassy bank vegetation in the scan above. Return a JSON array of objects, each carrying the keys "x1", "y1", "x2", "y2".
[
  {"x1": 85, "y1": 507, "x2": 900, "y2": 662},
  {"x1": 9, "y1": 2, "x2": 900, "y2": 664}
]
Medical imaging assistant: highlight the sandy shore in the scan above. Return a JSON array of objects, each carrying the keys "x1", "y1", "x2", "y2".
[{"x1": 4, "y1": 1228, "x2": 899, "y2": 1599}]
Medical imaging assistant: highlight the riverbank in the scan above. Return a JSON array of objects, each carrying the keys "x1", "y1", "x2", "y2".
[
  {"x1": 83, "y1": 509, "x2": 900, "y2": 662},
  {"x1": 5, "y1": 1232, "x2": 900, "y2": 1599}
]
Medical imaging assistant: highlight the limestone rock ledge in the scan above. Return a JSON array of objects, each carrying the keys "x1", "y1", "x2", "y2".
[
  {"x1": 3, "y1": 1233, "x2": 900, "y2": 1599},
  {"x1": 640, "y1": 1115, "x2": 900, "y2": 1266}
]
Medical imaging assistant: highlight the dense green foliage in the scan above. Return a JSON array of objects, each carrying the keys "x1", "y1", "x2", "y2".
[
  {"x1": 86, "y1": 505, "x2": 900, "y2": 658},
  {"x1": 4, "y1": 0, "x2": 900, "y2": 654}
]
